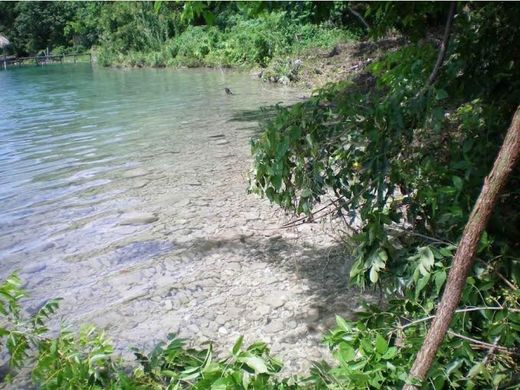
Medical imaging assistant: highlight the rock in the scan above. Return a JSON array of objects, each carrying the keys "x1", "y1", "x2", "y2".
[
  {"x1": 257, "y1": 304, "x2": 271, "y2": 316},
  {"x1": 230, "y1": 287, "x2": 248, "y2": 296},
  {"x1": 119, "y1": 212, "x2": 158, "y2": 225},
  {"x1": 226, "y1": 262, "x2": 242, "y2": 272},
  {"x1": 279, "y1": 76, "x2": 290, "y2": 85},
  {"x1": 306, "y1": 307, "x2": 321, "y2": 321},
  {"x1": 131, "y1": 179, "x2": 149, "y2": 189},
  {"x1": 123, "y1": 168, "x2": 149, "y2": 178},
  {"x1": 215, "y1": 139, "x2": 229, "y2": 145},
  {"x1": 264, "y1": 293, "x2": 287, "y2": 309},
  {"x1": 25, "y1": 262, "x2": 46, "y2": 274},
  {"x1": 218, "y1": 326, "x2": 228, "y2": 335},
  {"x1": 264, "y1": 319, "x2": 284, "y2": 333},
  {"x1": 215, "y1": 314, "x2": 228, "y2": 325}
]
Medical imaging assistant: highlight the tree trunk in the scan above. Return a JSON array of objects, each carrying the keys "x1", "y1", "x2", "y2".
[
  {"x1": 426, "y1": 2, "x2": 456, "y2": 87},
  {"x1": 403, "y1": 106, "x2": 520, "y2": 389}
]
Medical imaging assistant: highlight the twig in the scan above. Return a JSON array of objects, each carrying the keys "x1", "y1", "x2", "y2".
[
  {"x1": 482, "y1": 336, "x2": 500, "y2": 366},
  {"x1": 400, "y1": 306, "x2": 520, "y2": 330},
  {"x1": 495, "y1": 270, "x2": 518, "y2": 291},
  {"x1": 386, "y1": 225, "x2": 453, "y2": 246},
  {"x1": 281, "y1": 196, "x2": 346, "y2": 229},
  {"x1": 448, "y1": 331, "x2": 512, "y2": 353},
  {"x1": 476, "y1": 257, "x2": 519, "y2": 291}
]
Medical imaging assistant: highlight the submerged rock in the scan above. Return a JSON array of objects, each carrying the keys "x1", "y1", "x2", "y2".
[
  {"x1": 119, "y1": 212, "x2": 158, "y2": 225},
  {"x1": 122, "y1": 168, "x2": 149, "y2": 179}
]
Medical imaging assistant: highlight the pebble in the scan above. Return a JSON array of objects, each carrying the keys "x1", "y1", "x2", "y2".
[
  {"x1": 119, "y1": 212, "x2": 158, "y2": 225},
  {"x1": 25, "y1": 262, "x2": 46, "y2": 274},
  {"x1": 123, "y1": 168, "x2": 149, "y2": 178},
  {"x1": 264, "y1": 319, "x2": 285, "y2": 333}
]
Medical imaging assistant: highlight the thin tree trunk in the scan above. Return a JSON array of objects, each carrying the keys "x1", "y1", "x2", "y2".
[
  {"x1": 348, "y1": 7, "x2": 370, "y2": 31},
  {"x1": 426, "y1": 2, "x2": 456, "y2": 87},
  {"x1": 403, "y1": 106, "x2": 520, "y2": 389}
]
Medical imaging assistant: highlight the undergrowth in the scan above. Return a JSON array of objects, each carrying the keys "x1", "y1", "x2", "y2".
[{"x1": 96, "y1": 12, "x2": 353, "y2": 70}]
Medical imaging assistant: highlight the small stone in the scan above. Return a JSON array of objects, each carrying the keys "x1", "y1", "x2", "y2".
[
  {"x1": 119, "y1": 212, "x2": 158, "y2": 225},
  {"x1": 264, "y1": 293, "x2": 287, "y2": 309},
  {"x1": 25, "y1": 262, "x2": 46, "y2": 274},
  {"x1": 123, "y1": 168, "x2": 149, "y2": 178},
  {"x1": 287, "y1": 320, "x2": 298, "y2": 329},
  {"x1": 215, "y1": 315, "x2": 227, "y2": 325},
  {"x1": 215, "y1": 139, "x2": 229, "y2": 145},
  {"x1": 257, "y1": 304, "x2": 271, "y2": 316},
  {"x1": 218, "y1": 326, "x2": 228, "y2": 335},
  {"x1": 264, "y1": 319, "x2": 284, "y2": 333},
  {"x1": 307, "y1": 307, "x2": 321, "y2": 321}
]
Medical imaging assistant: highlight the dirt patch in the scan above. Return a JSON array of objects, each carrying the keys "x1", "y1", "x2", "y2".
[{"x1": 256, "y1": 37, "x2": 404, "y2": 91}]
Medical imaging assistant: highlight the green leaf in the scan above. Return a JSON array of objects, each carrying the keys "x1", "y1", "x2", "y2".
[
  {"x1": 435, "y1": 89, "x2": 449, "y2": 100},
  {"x1": 210, "y1": 378, "x2": 231, "y2": 390},
  {"x1": 232, "y1": 335, "x2": 244, "y2": 355},
  {"x1": 417, "y1": 247, "x2": 434, "y2": 276},
  {"x1": 89, "y1": 354, "x2": 108, "y2": 365},
  {"x1": 161, "y1": 369, "x2": 177, "y2": 378},
  {"x1": 369, "y1": 266, "x2": 379, "y2": 283},
  {"x1": 452, "y1": 176, "x2": 463, "y2": 191},
  {"x1": 335, "y1": 315, "x2": 350, "y2": 331},
  {"x1": 375, "y1": 334, "x2": 388, "y2": 355},
  {"x1": 300, "y1": 188, "x2": 312, "y2": 198},
  {"x1": 337, "y1": 343, "x2": 355, "y2": 363},
  {"x1": 468, "y1": 362, "x2": 484, "y2": 378},
  {"x1": 240, "y1": 356, "x2": 268, "y2": 374},
  {"x1": 434, "y1": 270, "x2": 447, "y2": 295},
  {"x1": 382, "y1": 347, "x2": 398, "y2": 360},
  {"x1": 415, "y1": 274, "x2": 431, "y2": 299}
]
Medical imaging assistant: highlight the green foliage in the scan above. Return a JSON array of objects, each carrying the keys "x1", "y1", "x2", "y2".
[
  {"x1": 0, "y1": 2, "x2": 354, "y2": 68},
  {"x1": 1, "y1": 275, "x2": 299, "y2": 389},
  {"x1": 98, "y1": 11, "x2": 352, "y2": 69},
  {"x1": 4, "y1": 272, "x2": 518, "y2": 389},
  {"x1": 250, "y1": 2, "x2": 520, "y2": 387}
]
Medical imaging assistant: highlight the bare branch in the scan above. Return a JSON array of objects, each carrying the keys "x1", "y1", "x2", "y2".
[{"x1": 426, "y1": 2, "x2": 456, "y2": 87}]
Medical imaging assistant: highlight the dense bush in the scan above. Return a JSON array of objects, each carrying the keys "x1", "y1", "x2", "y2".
[
  {"x1": 95, "y1": 11, "x2": 352, "y2": 69},
  {"x1": 250, "y1": 2, "x2": 520, "y2": 388}
]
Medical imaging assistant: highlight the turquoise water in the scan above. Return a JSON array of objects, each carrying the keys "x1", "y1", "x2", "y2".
[
  {"x1": 0, "y1": 64, "x2": 297, "y2": 276},
  {"x1": 0, "y1": 65, "x2": 355, "y2": 373}
]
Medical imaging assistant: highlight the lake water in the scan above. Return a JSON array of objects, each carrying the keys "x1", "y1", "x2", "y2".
[{"x1": 0, "y1": 64, "x2": 363, "y2": 374}]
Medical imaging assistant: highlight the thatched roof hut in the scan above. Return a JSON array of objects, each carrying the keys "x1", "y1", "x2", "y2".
[{"x1": 0, "y1": 34, "x2": 9, "y2": 49}]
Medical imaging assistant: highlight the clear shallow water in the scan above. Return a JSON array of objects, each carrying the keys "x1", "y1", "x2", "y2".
[
  {"x1": 0, "y1": 65, "x2": 362, "y2": 374},
  {"x1": 0, "y1": 64, "x2": 297, "y2": 274}
]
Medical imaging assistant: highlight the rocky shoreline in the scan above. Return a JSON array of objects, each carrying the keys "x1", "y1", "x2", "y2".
[{"x1": 2, "y1": 68, "x2": 375, "y2": 378}]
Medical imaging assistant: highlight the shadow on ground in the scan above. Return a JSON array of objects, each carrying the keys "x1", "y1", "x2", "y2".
[{"x1": 173, "y1": 229, "x2": 378, "y2": 334}]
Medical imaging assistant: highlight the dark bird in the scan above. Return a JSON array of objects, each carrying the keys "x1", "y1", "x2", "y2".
[{"x1": 224, "y1": 87, "x2": 233, "y2": 95}]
